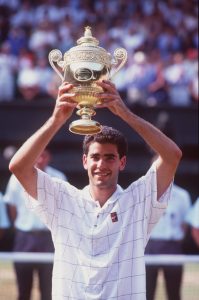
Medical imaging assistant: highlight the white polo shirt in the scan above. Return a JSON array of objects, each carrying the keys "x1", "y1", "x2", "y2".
[
  {"x1": 186, "y1": 197, "x2": 199, "y2": 228},
  {"x1": 149, "y1": 184, "x2": 191, "y2": 240},
  {"x1": 28, "y1": 163, "x2": 171, "y2": 300},
  {"x1": 4, "y1": 167, "x2": 67, "y2": 231},
  {"x1": 0, "y1": 193, "x2": 10, "y2": 228}
]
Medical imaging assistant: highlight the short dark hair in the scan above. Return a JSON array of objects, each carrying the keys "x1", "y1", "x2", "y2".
[{"x1": 83, "y1": 126, "x2": 128, "y2": 158}]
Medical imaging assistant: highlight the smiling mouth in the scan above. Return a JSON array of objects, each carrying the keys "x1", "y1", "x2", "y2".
[{"x1": 94, "y1": 172, "x2": 110, "y2": 177}]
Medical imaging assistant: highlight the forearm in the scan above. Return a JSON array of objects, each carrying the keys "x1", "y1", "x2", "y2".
[
  {"x1": 119, "y1": 109, "x2": 181, "y2": 165},
  {"x1": 120, "y1": 109, "x2": 182, "y2": 198}
]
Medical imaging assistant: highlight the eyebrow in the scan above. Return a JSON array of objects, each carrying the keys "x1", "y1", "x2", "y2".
[
  {"x1": 104, "y1": 153, "x2": 117, "y2": 158},
  {"x1": 90, "y1": 153, "x2": 118, "y2": 158}
]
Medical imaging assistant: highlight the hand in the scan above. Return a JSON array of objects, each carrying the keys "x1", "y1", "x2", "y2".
[
  {"x1": 52, "y1": 82, "x2": 77, "y2": 124},
  {"x1": 95, "y1": 80, "x2": 129, "y2": 116}
]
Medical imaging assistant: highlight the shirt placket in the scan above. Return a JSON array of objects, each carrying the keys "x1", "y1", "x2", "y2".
[{"x1": 93, "y1": 201, "x2": 101, "y2": 228}]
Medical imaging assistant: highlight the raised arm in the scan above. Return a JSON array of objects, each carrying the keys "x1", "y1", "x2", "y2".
[
  {"x1": 96, "y1": 80, "x2": 182, "y2": 199},
  {"x1": 9, "y1": 82, "x2": 76, "y2": 199}
]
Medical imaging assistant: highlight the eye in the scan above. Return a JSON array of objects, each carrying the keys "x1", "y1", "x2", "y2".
[
  {"x1": 90, "y1": 154, "x2": 99, "y2": 161},
  {"x1": 105, "y1": 154, "x2": 116, "y2": 161}
]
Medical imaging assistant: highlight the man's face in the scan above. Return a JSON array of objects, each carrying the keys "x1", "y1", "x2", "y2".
[{"x1": 83, "y1": 142, "x2": 126, "y2": 189}]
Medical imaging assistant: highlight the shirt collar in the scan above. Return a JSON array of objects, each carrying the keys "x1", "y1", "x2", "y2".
[{"x1": 82, "y1": 184, "x2": 123, "y2": 207}]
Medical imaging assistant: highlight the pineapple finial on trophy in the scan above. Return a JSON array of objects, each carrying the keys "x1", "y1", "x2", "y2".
[{"x1": 77, "y1": 26, "x2": 99, "y2": 46}]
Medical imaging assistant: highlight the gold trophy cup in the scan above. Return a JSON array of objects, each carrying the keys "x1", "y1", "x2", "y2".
[{"x1": 48, "y1": 26, "x2": 127, "y2": 135}]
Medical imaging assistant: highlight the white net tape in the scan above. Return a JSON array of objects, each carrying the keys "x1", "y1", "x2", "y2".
[{"x1": 0, "y1": 252, "x2": 199, "y2": 264}]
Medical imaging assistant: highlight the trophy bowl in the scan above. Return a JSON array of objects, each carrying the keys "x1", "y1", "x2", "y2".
[{"x1": 49, "y1": 26, "x2": 127, "y2": 135}]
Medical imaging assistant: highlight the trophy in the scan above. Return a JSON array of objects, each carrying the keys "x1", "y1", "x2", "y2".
[{"x1": 48, "y1": 26, "x2": 127, "y2": 135}]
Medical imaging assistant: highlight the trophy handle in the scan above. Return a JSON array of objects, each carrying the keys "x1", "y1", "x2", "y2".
[
  {"x1": 109, "y1": 48, "x2": 127, "y2": 79},
  {"x1": 48, "y1": 49, "x2": 65, "y2": 81}
]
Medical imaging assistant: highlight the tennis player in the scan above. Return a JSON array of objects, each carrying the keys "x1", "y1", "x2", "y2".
[{"x1": 9, "y1": 80, "x2": 182, "y2": 299}]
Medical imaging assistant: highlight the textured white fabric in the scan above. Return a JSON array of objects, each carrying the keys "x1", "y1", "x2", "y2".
[
  {"x1": 150, "y1": 184, "x2": 191, "y2": 240},
  {"x1": 4, "y1": 167, "x2": 66, "y2": 231},
  {"x1": 186, "y1": 197, "x2": 199, "y2": 228},
  {"x1": 28, "y1": 163, "x2": 171, "y2": 300},
  {"x1": 0, "y1": 193, "x2": 10, "y2": 228}
]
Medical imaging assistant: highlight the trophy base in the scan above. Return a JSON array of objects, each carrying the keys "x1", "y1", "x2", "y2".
[{"x1": 69, "y1": 119, "x2": 102, "y2": 135}]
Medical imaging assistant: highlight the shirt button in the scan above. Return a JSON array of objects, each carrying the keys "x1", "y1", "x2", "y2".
[{"x1": 97, "y1": 214, "x2": 99, "y2": 218}]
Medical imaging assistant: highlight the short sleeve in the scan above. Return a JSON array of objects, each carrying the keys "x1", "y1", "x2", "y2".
[
  {"x1": 186, "y1": 198, "x2": 199, "y2": 228},
  {"x1": 0, "y1": 197, "x2": 10, "y2": 228},
  {"x1": 26, "y1": 168, "x2": 78, "y2": 234},
  {"x1": 142, "y1": 163, "x2": 173, "y2": 245},
  {"x1": 26, "y1": 168, "x2": 63, "y2": 231}
]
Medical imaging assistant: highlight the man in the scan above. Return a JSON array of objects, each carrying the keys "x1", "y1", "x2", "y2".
[
  {"x1": 4, "y1": 149, "x2": 67, "y2": 300},
  {"x1": 145, "y1": 182, "x2": 192, "y2": 300},
  {"x1": 9, "y1": 80, "x2": 182, "y2": 299},
  {"x1": 186, "y1": 197, "x2": 199, "y2": 248},
  {"x1": 0, "y1": 191, "x2": 10, "y2": 245}
]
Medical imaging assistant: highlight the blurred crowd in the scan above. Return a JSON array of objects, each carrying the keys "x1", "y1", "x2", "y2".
[{"x1": 0, "y1": 0, "x2": 198, "y2": 106}]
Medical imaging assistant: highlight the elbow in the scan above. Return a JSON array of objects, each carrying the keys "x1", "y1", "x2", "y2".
[
  {"x1": 9, "y1": 158, "x2": 21, "y2": 177},
  {"x1": 9, "y1": 156, "x2": 36, "y2": 180},
  {"x1": 176, "y1": 146, "x2": 182, "y2": 161},
  {"x1": 9, "y1": 160, "x2": 17, "y2": 175},
  {"x1": 173, "y1": 146, "x2": 182, "y2": 168},
  {"x1": 9, "y1": 158, "x2": 14, "y2": 173}
]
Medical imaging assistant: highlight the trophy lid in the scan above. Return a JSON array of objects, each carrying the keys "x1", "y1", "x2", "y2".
[
  {"x1": 77, "y1": 26, "x2": 99, "y2": 47},
  {"x1": 63, "y1": 26, "x2": 112, "y2": 70}
]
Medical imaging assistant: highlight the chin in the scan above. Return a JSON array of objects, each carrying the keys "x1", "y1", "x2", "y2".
[{"x1": 94, "y1": 181, "x2": 107, "y2": 188}]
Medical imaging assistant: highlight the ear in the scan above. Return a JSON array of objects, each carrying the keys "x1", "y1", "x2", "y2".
[
  {"x1": 119, "y1": 156, "x2": 126, "y2": 171},
  {"x1": 82, "y1": 154, "x2": 88, "y2": 170}
]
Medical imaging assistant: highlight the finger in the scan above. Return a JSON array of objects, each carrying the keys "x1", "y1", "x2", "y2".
[
  {"x1": 95, "y1": 101, "x2": 116, "y2": 109},
  {"x1": 95, "y1": 97, "x2": 117, "y2": 106},
  {"x1": 102, "y1": 80, "x2": 116, "y2": 87},
  {"x1": 58, "y1": 83, "x2": 74, "y2": 95},
  {"x1": 58, "y1": 93, "x2": 76, "y2": 103},
  {"x1": 96, "y1": 93, "x2": 119, "y2": 100},
  {"x1": 59, "y1": 101, "x2": 77, "y2": 108},
  {"x1": 59, "y1": 93, "x2": 76, "y2": 99},
  {"x1": 97, "y1": 80, "x2": 116, "y2": 93},
  {"x1": 57, "y1": 100, "x2": 77, "y2": 109}
]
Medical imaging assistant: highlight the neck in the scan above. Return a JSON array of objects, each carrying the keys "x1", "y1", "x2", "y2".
[{"x1": 89, "y1": 185, "x2": 117, "y2": 207}]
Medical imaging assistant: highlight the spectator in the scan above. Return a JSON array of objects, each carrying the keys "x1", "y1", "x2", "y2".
[
  {"x1": 17, "y1": 67, "x2": 50, "y2": 102},
  {"x1": 10, "y1": 1, "x2": 35, "y2": 28},
  {"x1": 46, "y1": 73, "x2": 62, "y2": 100},
  {"x1": 0, "y1": 42, "x2": 18, "y2": 102},
  {"x1": 185, "y1": 197, "x2": 199, "y2": 249},
  {"x1": 164, "y1": 53, "x2": 192, "y2": 106},
  {"x1": 34, "y1": 56, "x2": 54, "y2": 96},
  {"x1": 126, "y1": 51, "x2": 157, "y2": 106},
  {"x1": 4, "y1": 149, "x2": 67, "y2": 300},
  {"x1": 145, "y1": 181, "x2": 192, "y2": 300},
  {"x1": 28, "y1": 20, "x2": 58, "y2": 56},
  {"x1": 146, "y1": 52, "x2": 169, "y2": 106},
  {"x1": 6, "y1": 26, "x2": 28, "y2": 57},
  {"x1": 185, "y1": 49, "x2": 199, "y2": 104},
  {"x1": 0, "y1": 191, "x2": 11, "y2": 249}
]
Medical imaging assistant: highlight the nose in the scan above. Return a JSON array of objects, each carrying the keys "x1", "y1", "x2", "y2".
[{"x1": 96, "y1": 158, "x2": 106, "y2": 169}]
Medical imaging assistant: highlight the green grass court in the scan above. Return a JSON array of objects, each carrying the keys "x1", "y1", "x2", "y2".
[{"x1": 0, "y1": 262, "x2": 199, "y2": 300}]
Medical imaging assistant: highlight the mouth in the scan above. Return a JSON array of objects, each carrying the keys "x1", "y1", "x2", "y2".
[{"x1": 94, "y1": 172, "x2": 110, "y2": 178}]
